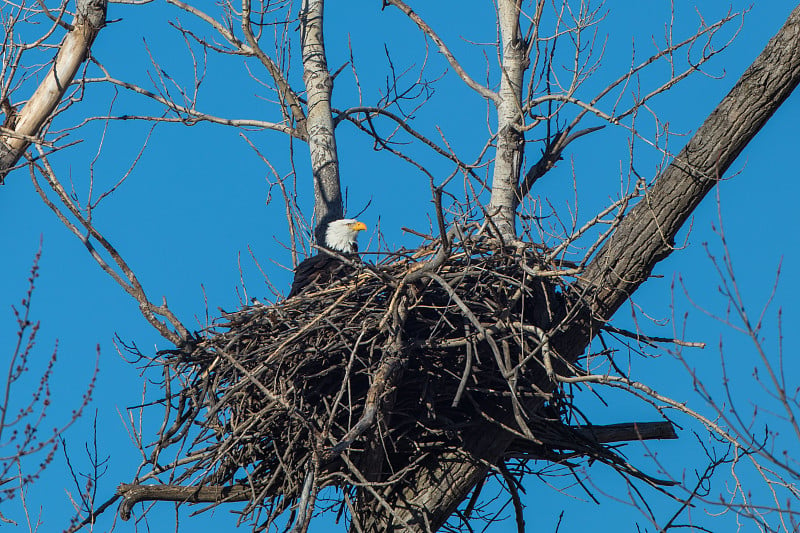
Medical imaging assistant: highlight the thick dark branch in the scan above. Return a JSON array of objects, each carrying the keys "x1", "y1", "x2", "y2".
[
  {"x1": 577, "y1": 421, "x2": 678, "y2": 442},
  {"x1": 403, "y1": 228, "x2": 458, "y2": 283},
  {"x1": 498, "y1": 463, "x2": 525, "y2": 533},
  {"x1": 518, "y1": 126, "x2": 604, "y2": 198},
  {"x1": 116, "y1": 483, "x2": 250, "y2": 521},
  {"x1": 508, "y1": 421, "x2": 678, "y2": 456}
]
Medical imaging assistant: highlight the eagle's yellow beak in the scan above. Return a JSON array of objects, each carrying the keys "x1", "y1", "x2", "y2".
[{"x1": 351, "y1": 221, "x2": 367, "y2": 232}]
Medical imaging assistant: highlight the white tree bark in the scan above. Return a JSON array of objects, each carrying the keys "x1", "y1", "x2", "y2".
[
  {"x1": 300, "y1": 0, "x2": 343, "y2": 243},
  {"x1": 487, "y1": 0, "x2": 527, "y2": 240},
  {"x1": 0, "y1": 0, "x2": 107, "y2": 181}
]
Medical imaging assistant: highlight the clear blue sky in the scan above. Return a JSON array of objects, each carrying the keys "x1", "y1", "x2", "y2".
[{"x1": 0, "y1": 1, "x2": 798, "y2": 531}]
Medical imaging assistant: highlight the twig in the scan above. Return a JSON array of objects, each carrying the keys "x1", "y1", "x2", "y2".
[
  {"x1": 382, "y1": 0, "x2": 499, "y2": 103},
  {"x1": 602, "y1": 324, "x2": 705, "y2": 348}
]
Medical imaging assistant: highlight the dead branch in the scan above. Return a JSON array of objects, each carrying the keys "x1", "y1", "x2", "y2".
[
  {"x1": 114, "y1": 232, "x2": 685, "y2": 529},
  {"x1": 579, "y1": 6, "x2": 800, "y2": 326},
  {"x1": 382, "y1": 0, "x2": 499, "y2": 103},
  {"x1": 29, "y1": 152, "x2": 189, "y2": 344},
  {"x1": 116, "y1": 483, "x2": 250, "y2": 520},
  {"x1": 518, "y1": 126, "x2": 604, "y2": 198},
  {"x1": 0, "y1": 0, "x2": 108, "y2": 181}
]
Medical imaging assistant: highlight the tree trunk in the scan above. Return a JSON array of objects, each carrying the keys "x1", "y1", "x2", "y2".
[
  {"x1": 0, "y1": 0, "x2": 108, "y2": 182},
  {"x1": 300, "y1": 0, "x2": 343, "y2": 243},
  {"x1": 359, "y1": 6, "x2": 800, "y2": 531},
  {"x1": 578, "y1": 4, "x2": 800, "y2": 326},
  {"x1": 487, "y1": 0, "x2": 527, "y2": 241}
]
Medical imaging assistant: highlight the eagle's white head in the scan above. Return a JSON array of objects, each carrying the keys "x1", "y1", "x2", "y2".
[{"x1": 325, "y1": 219, "x2": 367, "y2": 253}]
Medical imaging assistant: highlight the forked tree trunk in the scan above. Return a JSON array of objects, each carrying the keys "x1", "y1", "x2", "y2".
[
  {"x1": 300, "y1": 0, "x2": 343, "y2": 244},
  {"x1": 0, "y1": 0, "x2": 108, "y2": 182},
  {"x1": 357, "y1": 6, "x2": 800, "y2": 531}
]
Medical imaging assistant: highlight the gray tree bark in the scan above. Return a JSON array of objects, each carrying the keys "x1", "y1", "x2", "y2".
[
  {"x1": 300, "y1": 0, "x2": 343, "y2": 244},
  {"x1": 577, "y1": 4, "x2": 800, "y2": 327},
  {"x1": 487, "y1": 0, "x2": 527, "y2": 241},
  {"x1": 360, "y1": 5, "x2": 800, "y2": 531},
  {"x1": 0, "y1": 0, "x2": 108, "y2": 182}
]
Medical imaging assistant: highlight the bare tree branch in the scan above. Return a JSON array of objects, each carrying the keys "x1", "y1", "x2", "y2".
[
  {"x1": 116, "y1": 483, "x2": 250, "y2": 521},
  {"x1": 28, "y1": 151, "x2": 189, "y2": 344},
  {"x1": 578, "y1": 5, "x2": 800, "y2": 329},
  {"x1": 372, "y1": 7, "x2": 800, "y2": 531},
  {"x1": 238, "y1": 0, "x2": 308, "y2": 136},
  {"x1": 0, "y1": 0, "x2": 107, "y2": 181},
  {"x1": 382, "y1": 0, "x2": 500, "y2": 103}
]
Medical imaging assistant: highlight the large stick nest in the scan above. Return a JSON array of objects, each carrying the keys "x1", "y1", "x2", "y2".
[{"x1": 156, "y1": 233, "x2": 621, "y2": 523}]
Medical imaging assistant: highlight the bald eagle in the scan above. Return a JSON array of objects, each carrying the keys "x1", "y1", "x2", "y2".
[{"x1": 288, "y1": 219, "x2": 367, "y2": 298}]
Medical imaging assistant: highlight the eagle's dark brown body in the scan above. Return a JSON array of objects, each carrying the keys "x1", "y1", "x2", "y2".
[
  {"x1": 287, "y1": 219, "x2": 366, "y2": 298},
  {"x1": 287, "y1": 251, "x2": 357, "y2": 298}
]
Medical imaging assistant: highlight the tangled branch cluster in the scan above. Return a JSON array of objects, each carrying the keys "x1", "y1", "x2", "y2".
[{"x1": 141, "y1": 233, "x2": 664, "y2": 527}]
